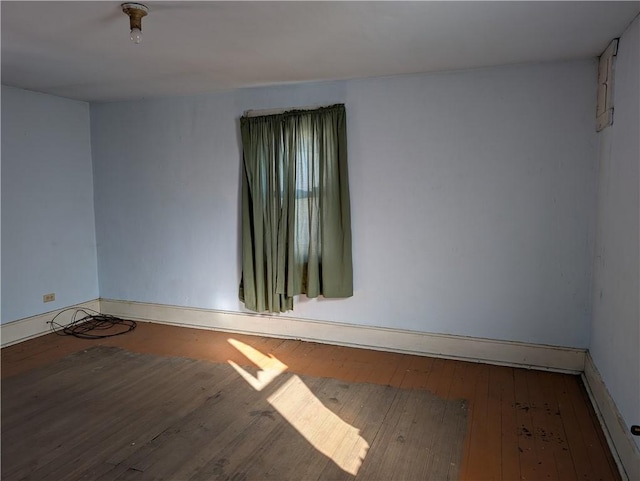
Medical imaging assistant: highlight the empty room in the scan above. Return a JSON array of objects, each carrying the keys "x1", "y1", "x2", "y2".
[{"x1": 1, "y1": 1, "x2": 639, "y2": 480}]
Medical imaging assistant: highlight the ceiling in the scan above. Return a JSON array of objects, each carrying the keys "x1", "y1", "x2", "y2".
[{"x1": 2, "y1": 1, "x2": 639, "y2": 103}]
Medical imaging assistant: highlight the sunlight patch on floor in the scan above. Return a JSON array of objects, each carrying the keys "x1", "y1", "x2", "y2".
[
  {"x1": 227, "y1": 338, "x2": 288, "y2": 391},
  {"x1": 227, "y1": 338, "x2": 369, "y2": 475}
]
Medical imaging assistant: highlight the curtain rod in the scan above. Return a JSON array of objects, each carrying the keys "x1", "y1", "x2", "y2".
[{"x1": 243, "y1": 104, "x2": 330, "y2": 118}]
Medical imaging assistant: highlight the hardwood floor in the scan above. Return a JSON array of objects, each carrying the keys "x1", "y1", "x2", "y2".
[{"x1": 1, "y1": 321, "x2": 621, "y2": 480}]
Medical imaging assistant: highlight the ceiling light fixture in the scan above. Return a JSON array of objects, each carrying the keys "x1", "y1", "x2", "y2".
[{"x1": 121, "y1": 3, "x2": 149, "y2": 44}]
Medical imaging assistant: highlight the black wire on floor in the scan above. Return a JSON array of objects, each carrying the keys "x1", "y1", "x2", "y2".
[{"x1": 48, "y1": 308, "x2": 137, "y2": 339}]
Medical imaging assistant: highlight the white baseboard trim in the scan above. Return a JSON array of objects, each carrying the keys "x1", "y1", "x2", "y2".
[
  {"x1": 582, "y1": 353, "x2": 640, "y2": 481},
  {"x1": 0, "y1": 299, "x2": 101, "y2": 348},
  {"x1": 100, "y1": 299, "x2": 586, "y2": 373}
]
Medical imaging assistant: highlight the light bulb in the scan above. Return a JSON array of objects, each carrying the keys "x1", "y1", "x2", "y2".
[{"x1": 130, "y1": 27, "x2": 143, "y2": 44}]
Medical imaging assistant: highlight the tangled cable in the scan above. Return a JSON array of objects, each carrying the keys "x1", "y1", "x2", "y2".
[{"x1": 48, "y1": 308, "x2": 136, "y2": 339}]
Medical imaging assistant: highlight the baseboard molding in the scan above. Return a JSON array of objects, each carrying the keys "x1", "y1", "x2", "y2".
[
  {"x1": 582, "y1": 353, "x2": 640, "y2": 481},
  {"x1": 0, "y1": 299, "x2": 101, "y2": 348},
  {"x1": 100, "y1": 299, "x2": 586, "y2": 373}
]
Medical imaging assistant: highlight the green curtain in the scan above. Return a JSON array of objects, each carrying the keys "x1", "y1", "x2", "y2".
[{"x1": 239, "y1": 104, "x2": 353, "y2": 313}]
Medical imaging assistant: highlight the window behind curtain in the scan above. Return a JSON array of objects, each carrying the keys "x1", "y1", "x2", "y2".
[{"x1": 239, "y1": 104, "x2": 352, "y2": 313}]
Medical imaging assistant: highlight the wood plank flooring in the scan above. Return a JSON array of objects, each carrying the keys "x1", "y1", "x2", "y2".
[{"x1": 1, "y1": 321, "x2": 621, "y2": 480}]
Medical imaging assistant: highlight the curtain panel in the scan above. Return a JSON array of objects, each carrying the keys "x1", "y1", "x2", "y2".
[{"x1": 239, "y1": 104, "x2": 353, "y2": 313}]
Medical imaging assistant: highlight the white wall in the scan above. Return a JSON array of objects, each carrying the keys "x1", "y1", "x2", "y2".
[
  {"x1": 590, "y1": 15, "x2": 640, "y2": 451},
  {"x1": 1, "y1": 86, "x2": 99, "y2": 323},
  {"x1": 90, "y1": 59, "x2": 597, "y2": 348}
]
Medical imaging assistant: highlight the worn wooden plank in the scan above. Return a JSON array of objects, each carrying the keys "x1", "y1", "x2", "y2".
[
  {"x1": 576, "y1": 378, "x2": 622, "y2": 479},
  {"x1": 446, "y1": 361, "x2": 476, "y2": 479},
  {"x1": 427, "y1": 361, "x2": 469, "y2": 480},
  {"x1": 562, "y1": 375, "x2": 622, "y2": 481},
  {"x1": 525, "y1": 368, "x2": 560, "y2": 480},
  {"x1": 415, "y1": 392, "x2": 457, "y2": 480},
  {"x1": 462, "y1": 363, "x2": 498, "y2": 480},
  {"x1": 484, "y1": 365, "x2": 505, "y2": 480},
  {"x1": 455, "y1": 362, "x2": 482, "y2": 481},
  {"x1": 425, "y1": 355, "x2": 465, "y2": 477},
  {"x1": 552, "y1": 372, "x2": 599, "y2": 480},
  {"x1": 535, "y1": 371, "x2": 578, "y2": 481},
  {"x1": 397, "y1": 392, "x2": 444, "y2": 480},
  {"x1": 514, "y1": 366, "x2": 540, "y2": 481},
  {"x1": 434, "y1": 357, "x2": 456, "y2": 397},
  {"x1": 494, "y1": 365, "x2": 520, "y2": 481}
]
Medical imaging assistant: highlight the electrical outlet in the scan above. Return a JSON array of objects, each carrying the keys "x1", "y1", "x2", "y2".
[{"x1": 43, "y1": 293, "x2": 55, "y2": 303}]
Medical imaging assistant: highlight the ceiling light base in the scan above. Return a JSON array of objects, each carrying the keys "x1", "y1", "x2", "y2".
[{"x1": 122, "y1": 3, "x2": 148, "y2": 33}]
